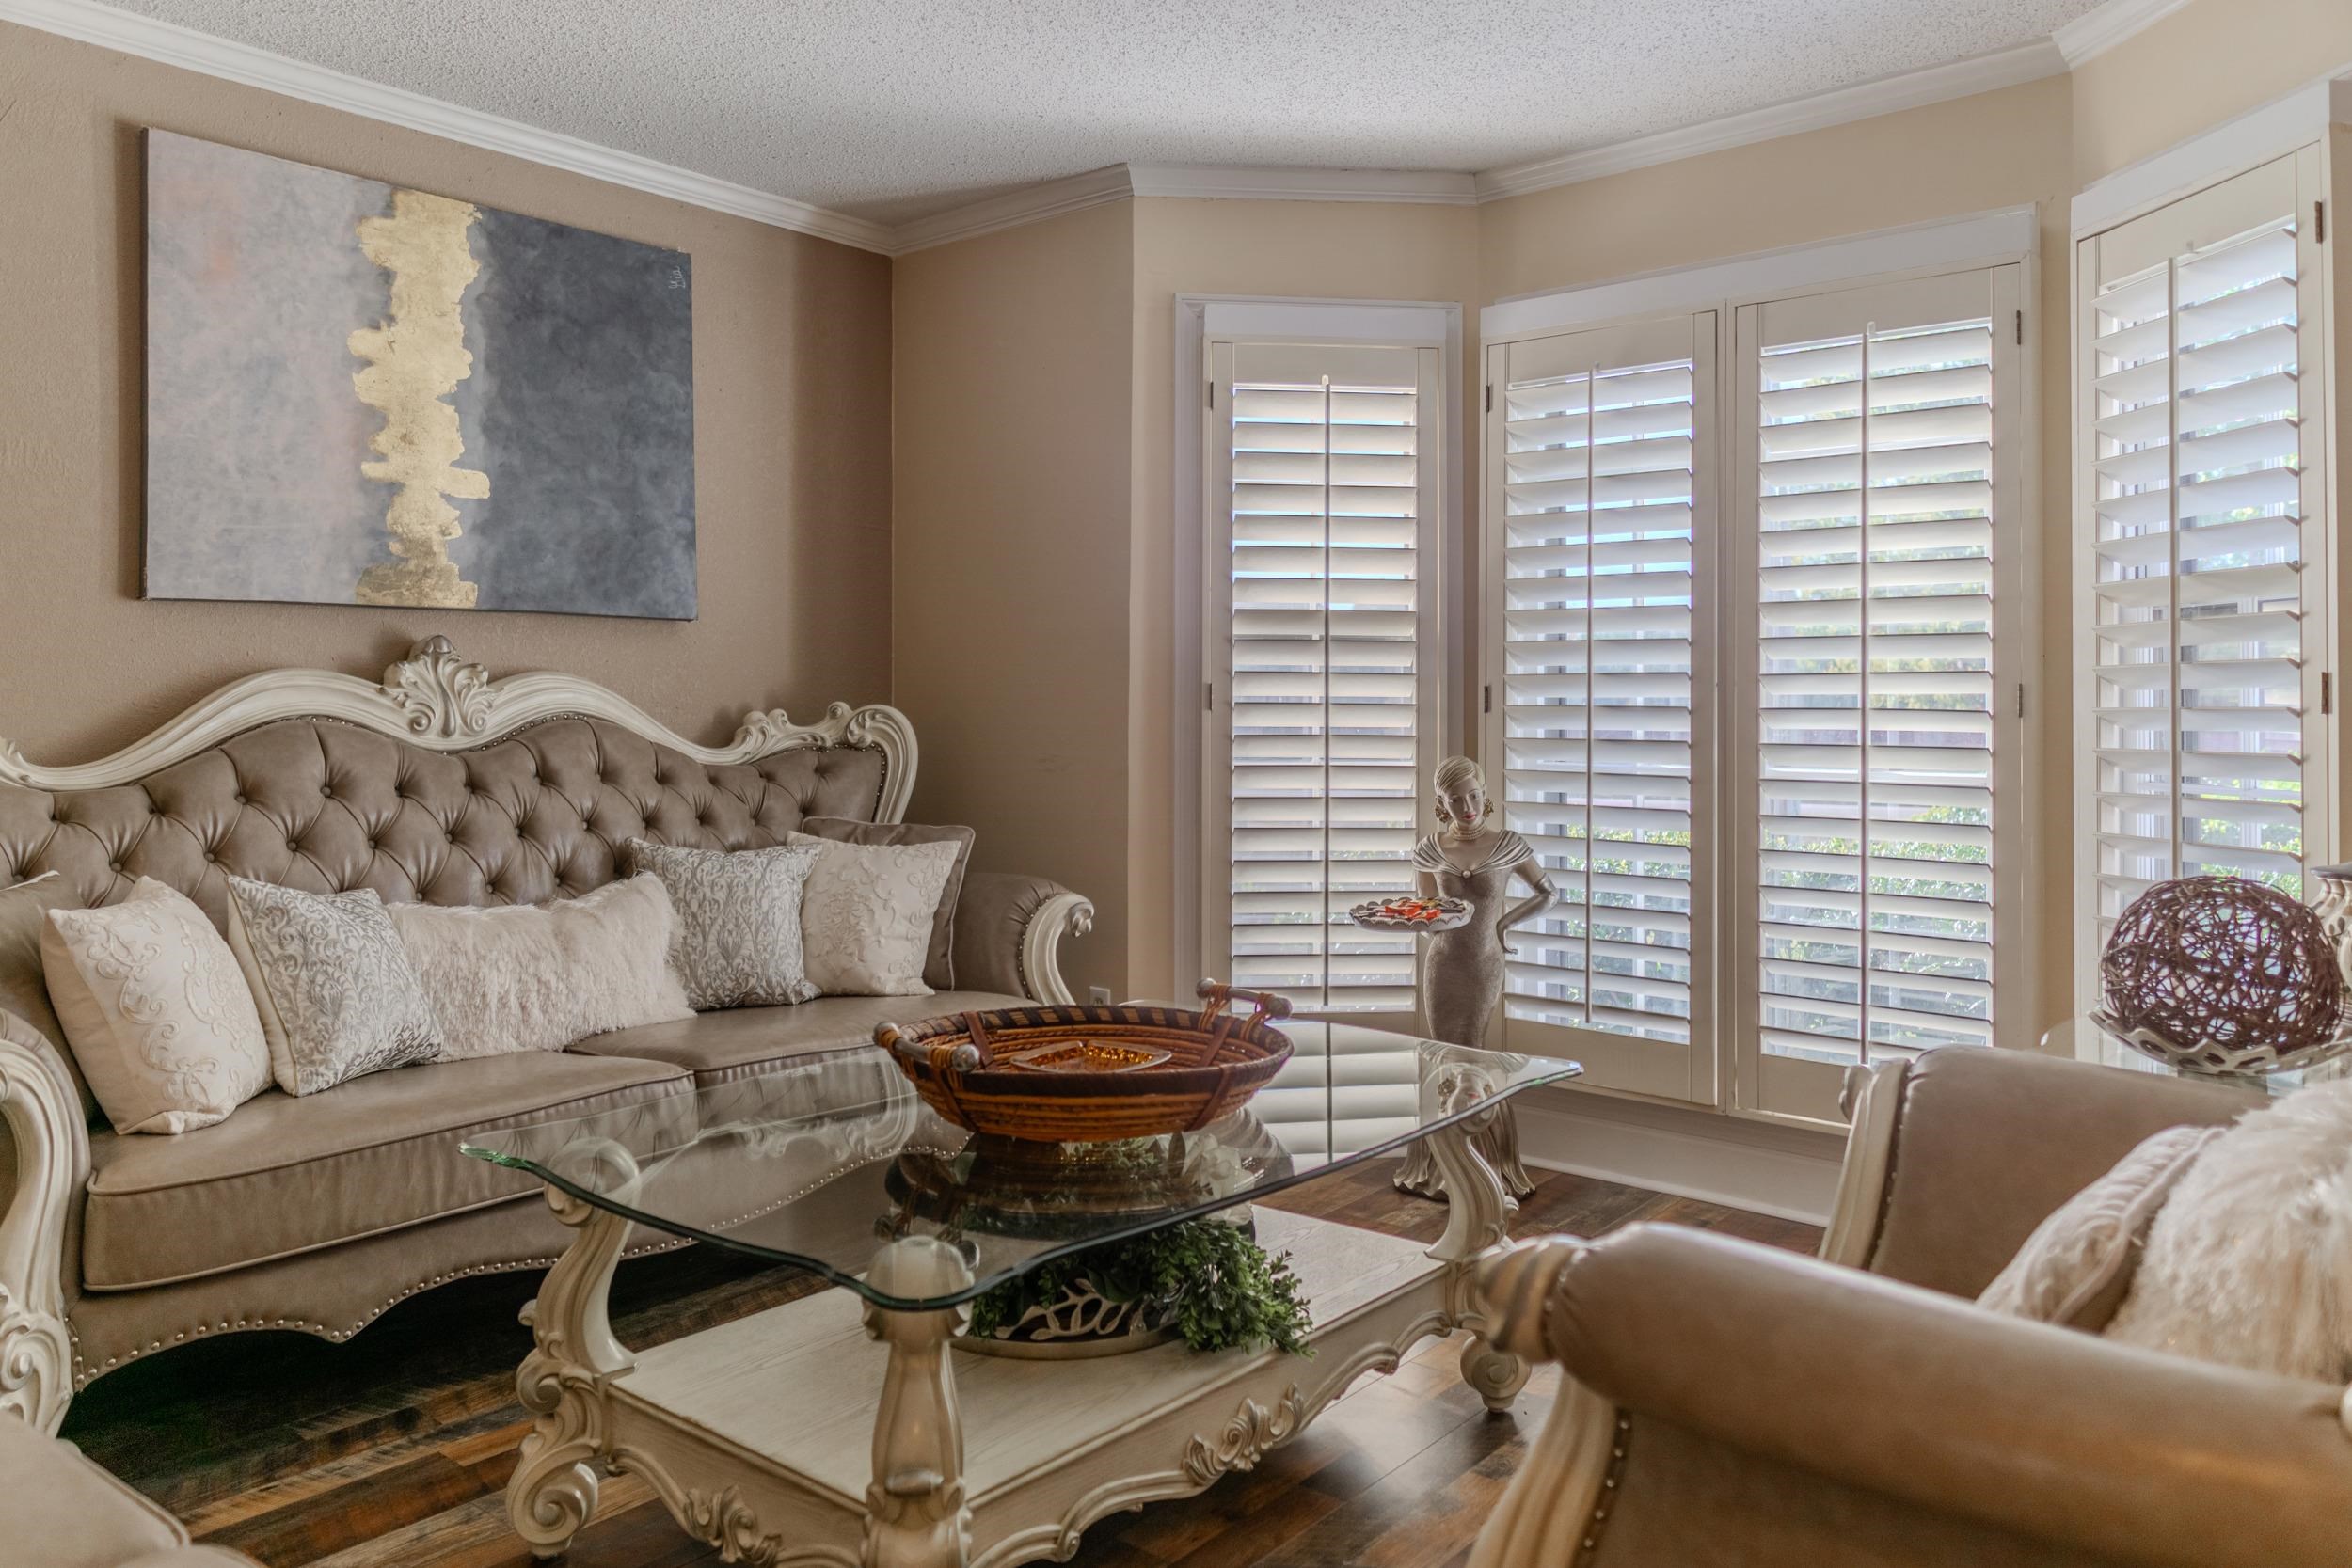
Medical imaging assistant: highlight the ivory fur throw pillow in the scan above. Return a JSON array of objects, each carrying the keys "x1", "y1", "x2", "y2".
[
  {"x1": 40, "y1": 878, "x2": 272, "y2": 1134},
  {"x1": 788, "y1": 832, "x2": 960, "y2": 997},
  {"x1": 388, "y1": 875, "x2": 692, "y2": 1056},
  {"x1": 622, "y1": 839, "x2": 823, "y2": 1009},
  {"x1": 1978, "y1": 1124, "x2": 2224, "y2": 1332},
  {"x1": 2105, "y1": 1079, "x2": 2352, "y2": 1382},
  {"x1": 226, "y1": 878, "x2": 443, "y2": 1097}
]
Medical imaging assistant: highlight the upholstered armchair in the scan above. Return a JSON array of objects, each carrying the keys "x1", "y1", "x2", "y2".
[{"x1": 1467, "y1": 1047, "x2": 2352, "y2": 1568}]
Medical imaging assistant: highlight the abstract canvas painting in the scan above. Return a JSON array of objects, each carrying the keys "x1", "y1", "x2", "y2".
[{"x1": 144, "y1": 131, "x2": 696, "y2": 619}]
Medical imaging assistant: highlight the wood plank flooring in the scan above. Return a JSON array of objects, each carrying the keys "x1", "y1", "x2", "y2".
[{"x1": 61, "y1": 1163, "x2": 1820, "y2": 1568}]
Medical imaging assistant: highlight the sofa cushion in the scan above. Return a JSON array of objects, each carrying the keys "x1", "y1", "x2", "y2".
[
  {"x1": 81, "y1": 1052, "x2": 692, "y2": 1290},
  {"x1": 568, "y1": 991, "x2": 1025, "y2": 1085}
]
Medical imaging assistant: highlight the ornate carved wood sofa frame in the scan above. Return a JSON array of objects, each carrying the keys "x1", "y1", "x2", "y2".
[{"x1": 0, "y1": 639, "x2": 1092, "y2": 1433}]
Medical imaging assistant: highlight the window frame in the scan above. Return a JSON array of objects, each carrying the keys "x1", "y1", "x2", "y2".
[
  {"x1": 1194, "y1": 317, "x2": 1455, "y2": 1022},
  {"x1": 1477, "y1": 210, "x2": 2042, "y2": 1128},
  {"x1": 1173, "y1": 298, "x2": 1466, "y2": 998},
  {"x1": 2068, "y1": 145, "x2": 2339, "y2": 1018},
  {"x1": 1480, "y1": 312, "x2": 1722, "y2": 1105}
]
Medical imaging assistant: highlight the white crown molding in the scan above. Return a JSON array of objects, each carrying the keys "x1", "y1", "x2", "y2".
[
  {"x1": 1126, "y1": 166, "x2": 1475, "y2": 205},
  {"x1": 1474, "y1": 38, "x2": 2066, "y2": 203},
  {"x1": 885, "y1": 165, "x2": 1137, "y2": 256},
  {"x1": 0, "y1": 0, "x2": 897, "y2": 253},
  {"x1": 2053, "y1": 0, "x2": 2198, "y2": 68}
]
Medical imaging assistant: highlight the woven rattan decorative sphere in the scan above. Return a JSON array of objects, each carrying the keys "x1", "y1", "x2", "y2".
[{"x1": 2099, "y1": 877, "x2": 2344, "y2": 1061}]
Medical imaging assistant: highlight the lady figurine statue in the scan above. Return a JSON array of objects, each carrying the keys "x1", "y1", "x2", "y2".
[
  {"x1": 1391, "y1": 757, "x2": 1555, "y2": 1201},
  {"x1": 1412, "y1": 756, "x2": 1557, "y2": 1050}
]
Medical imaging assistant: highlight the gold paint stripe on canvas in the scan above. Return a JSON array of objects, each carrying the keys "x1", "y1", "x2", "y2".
[{"x1": 349, "y1": 189, "x2": 486, "y2": 609}]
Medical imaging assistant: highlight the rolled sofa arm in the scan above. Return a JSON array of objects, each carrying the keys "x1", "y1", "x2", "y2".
[
  {"x1": 0, "y1": 1006, "x2": 86, "y2": 1433},
  {"x1": 1478, "y1": 1227, "x2": 2352, "y2": 1568},
  {"x1": 952, "y1": 872, "x2": 1094, "y2": 1005}
]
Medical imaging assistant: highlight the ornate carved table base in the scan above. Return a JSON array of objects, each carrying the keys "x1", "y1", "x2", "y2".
[{"x1": 501, "y1": 1115, "x2": 1530, "y2": 1567}]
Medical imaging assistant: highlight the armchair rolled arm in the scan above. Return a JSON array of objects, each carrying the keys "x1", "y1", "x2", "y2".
[
  {"x1": 951, "y1": 872, "x2": 1094, "y2": 1005},
  {"x1": 1834, "y1": 1048, "x2": 2260, "y2": 1295},
  {"x1": 0, "y1": 1006, "x2": 87, "y2": 1432},
  {"x1": 1488, "y1": 1227, "x2": 2352, "y2": 1568}
]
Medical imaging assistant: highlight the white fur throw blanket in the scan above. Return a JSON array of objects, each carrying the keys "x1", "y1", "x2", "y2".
[{"x1": 2105, "y1": 1077, "x2": 2352, "y2": 1383}]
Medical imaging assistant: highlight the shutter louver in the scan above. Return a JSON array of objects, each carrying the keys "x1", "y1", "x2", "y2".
[
  {"x1": 1219, "y1": 345, "x2": 1435, "y2": 1014},
  {"x1": 1500, "y1": 340, "x2": 1699, "y2": 1045},
  {"x1": 2087, "y1": 175, "x2": 2315, "y2": 943},
  {"x1": 1753, "y1": 295, "x2": 2002, "y2": 1068}
]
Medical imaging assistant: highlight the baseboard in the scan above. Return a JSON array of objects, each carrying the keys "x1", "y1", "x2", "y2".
[{"x1": 1513, "y1": 1085, "x2": 1846, "y2": 1227}]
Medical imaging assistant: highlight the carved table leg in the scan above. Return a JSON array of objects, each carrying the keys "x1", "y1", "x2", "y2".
[
  {"x1": 508, "y1": 1179, "x2": 638, "y2": 1559},
  {"x1": 1394, "y1": 1101, "x2": 1536, "y2": 1202},
  {"x1": 861, "y1": 1237, "x2": 977, "y2": 1568},
  {"x1": 1425, "y1": 1075, "x2": 1531, "y2": 1414}
]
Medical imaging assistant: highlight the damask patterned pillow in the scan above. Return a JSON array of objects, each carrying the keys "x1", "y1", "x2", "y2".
[
  {"x1": 225, "y1": 877, "x2": 444, "y2": 1096},
  {"x1": 39, "y1": 879, "x2": 273, "y2": 1133},
  {"x1": 787, "y1": 833, "x2": 960, "y2": 997},
  {"x1": 623, "y1": 839, "x2": 823, "y2": 1009}
]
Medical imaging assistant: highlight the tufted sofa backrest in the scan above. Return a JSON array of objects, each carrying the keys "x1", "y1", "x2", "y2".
[{"x1": 0, "y1": 716, "x2": 886, "y2": 930}]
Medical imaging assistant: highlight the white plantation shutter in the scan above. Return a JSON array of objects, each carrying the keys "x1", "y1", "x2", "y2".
[
  {"x1": 1731, "y1": 265, "x2": 2027, "y2": 1120},
  {"x1": 1204, "y1": 341, "x2": 1441, "y2": 1015},
  {"x1": 2076, "y1": 151, "x2": 2332, "y2": 1000},
  {"x1": 1483, "y1": 315, "x2": 1717, "y2": 1102}
]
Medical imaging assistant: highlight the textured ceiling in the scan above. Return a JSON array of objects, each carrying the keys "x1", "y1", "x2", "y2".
[{"x1": 104, "y1": 1, "x2": 2110, "y2": 224}]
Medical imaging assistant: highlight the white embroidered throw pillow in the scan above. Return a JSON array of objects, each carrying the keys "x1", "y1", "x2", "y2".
[
  {"x1": 623, "y1": 839, "x2": 823, "y2": 1009},
  {"x1": 389, "y1": 875, "x2": 692, "y2": 1056},
  {"x1": 788, "y1": 833, "x2": 959, "y2": 997},
  {"x1": 225, "y1": 878, "x2": 443, "y2": 1096},
  {"x1": 40, "y1": 879, "x2": 272, "y2": 1134},
  {"x1": 2105, "y1": 1079, "x2": 2352, "y2": 1382},
  {"x1": 1978, "y1": 1124, "x2": 2223, "y2": 1331}
]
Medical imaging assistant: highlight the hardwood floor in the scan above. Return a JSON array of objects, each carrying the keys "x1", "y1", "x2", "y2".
[{"x1": 61, "y1": 1163, "x2": 1820, "y2": 1568}]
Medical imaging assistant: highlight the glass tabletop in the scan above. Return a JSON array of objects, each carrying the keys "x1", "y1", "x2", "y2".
[{"x1": 462, "y1": 1021, "x2": 1580, "y2": 1309}]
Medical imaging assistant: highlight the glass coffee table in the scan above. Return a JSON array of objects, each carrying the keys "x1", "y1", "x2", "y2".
[{"x1": 463, "y1": 1021, "x2": 1580, "y2": 1568}]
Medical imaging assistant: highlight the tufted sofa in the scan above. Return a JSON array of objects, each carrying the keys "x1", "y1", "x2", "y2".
[{"x1": 0, "y1": 641, "x2": 1093, "y2": 1432}]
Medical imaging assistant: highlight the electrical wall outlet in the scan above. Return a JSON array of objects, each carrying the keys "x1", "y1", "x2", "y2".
[{"x1": 1089, "y1": 985, "x2": 1113, "y2": 1006}]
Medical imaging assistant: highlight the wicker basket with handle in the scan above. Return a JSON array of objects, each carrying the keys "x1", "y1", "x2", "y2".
[{"x1": 874, "y1": 980, "x2": 1295, "y2": 1143}]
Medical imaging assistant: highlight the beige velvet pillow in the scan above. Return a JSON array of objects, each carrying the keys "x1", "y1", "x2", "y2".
[
  {"x1": 1977, "y1": 1123, "x2": 2223, "y2": 1332},
  {"x1": 389, "y1": 875, "x2": 692, "y2": 1056},
  {"x1": 797, "y1": 818, "x2": 974, "y2": 990},
  {"x1": 40, "y1": 878, "x2": 272, "y2": 1134},
  {"x1": 787, "y1": 833, "x2": 960, "y2": 997}
]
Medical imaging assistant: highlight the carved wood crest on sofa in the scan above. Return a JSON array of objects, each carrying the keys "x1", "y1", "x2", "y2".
[{"x1": 0, "y1": 639, "x2": 1093, "y2": 1432}]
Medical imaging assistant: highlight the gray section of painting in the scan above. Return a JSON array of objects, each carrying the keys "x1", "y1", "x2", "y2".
[
  {"x1": 144, "y1": 130, "x2": 390, "y2": 603},
  {"x1": 144, "y1": 132, "x2": 698, "y2": 621},
  {"x1": 449, "y1": 208, "x2": 695, "y2": 619}
]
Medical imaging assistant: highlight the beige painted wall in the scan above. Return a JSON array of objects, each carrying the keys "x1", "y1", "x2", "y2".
[
  {"x1": 1476, "y1": 73, "x2": 2080, "y2": 1034},
  {"x1": 892, "y1": 202, "x2": 1136, "y2": 996},
  {"x1": 2073, "y1": 0, "x2": 2352, "y2": 185},
  {"x1": 1127, "y1": 198, "x2": 1481, "y2": 997},
  {"x1": 0, "y1": 22, "x2": 893, "y2": 765}
]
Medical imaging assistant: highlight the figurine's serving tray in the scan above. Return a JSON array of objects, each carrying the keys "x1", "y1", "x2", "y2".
[{"x1": 1348, "y1": 895, "x2": 1472, "y2": 933}]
